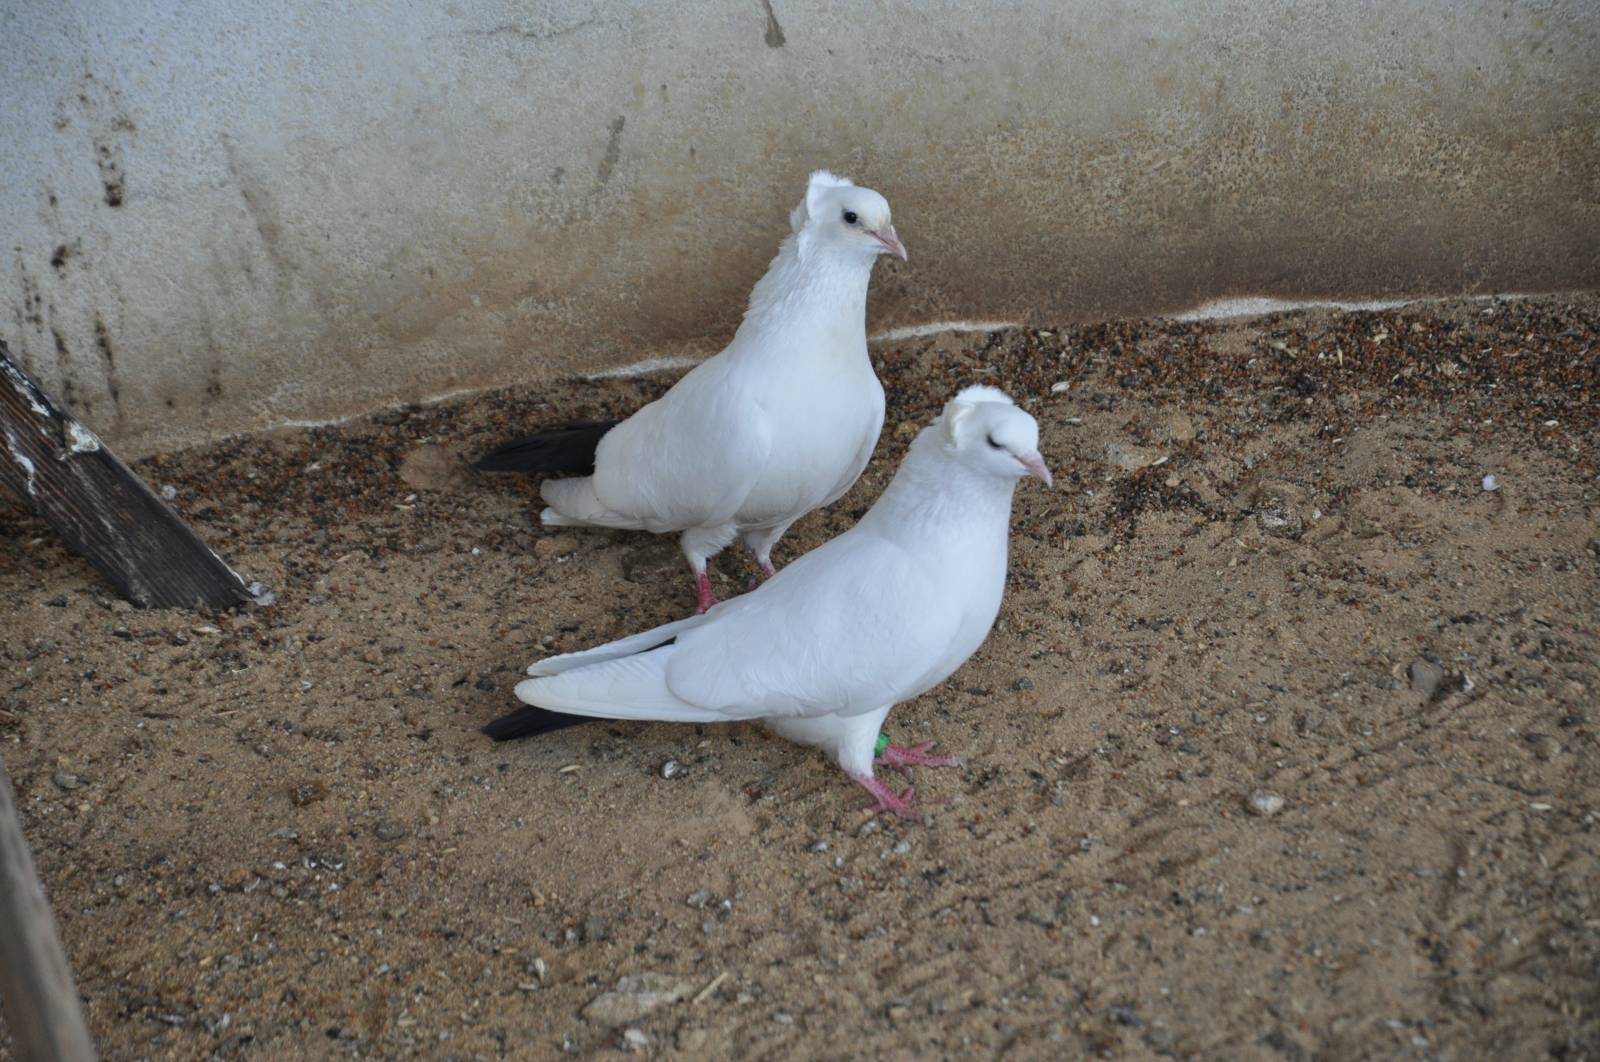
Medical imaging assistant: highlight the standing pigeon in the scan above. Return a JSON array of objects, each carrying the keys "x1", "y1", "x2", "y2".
[
  {"x1": 483, "y1": 385, "x2": 1052, "y2": 816},
  {"x1": 476, "y1": 170, "x2": 907, "y2": 613}
]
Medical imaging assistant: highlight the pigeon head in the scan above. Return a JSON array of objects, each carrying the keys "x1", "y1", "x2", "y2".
[
  {"x1": 790, "y1": 170, "x2": 907, "y2": 262},
  {"x1": 939, "y1": 385, "x2": 1053, "y2": 486}
]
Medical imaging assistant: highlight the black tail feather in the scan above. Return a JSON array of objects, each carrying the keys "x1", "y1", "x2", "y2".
[
  {"x1": 482, "y1": 706, "x2": 593, "y2": 742},
  {"x1": 486, "y1": 641, "x2": 678, "y2": 742},
  {"x1": 474, "y1": 420, "x2": 619, "y2": 475}
]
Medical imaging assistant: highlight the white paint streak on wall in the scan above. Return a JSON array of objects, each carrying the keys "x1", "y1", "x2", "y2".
[
  {"x1": 870, "y1": 321, "x2": 1020, "y2": 343},
  {"x1": 1168, "y1": 292, "x2": 1536, "y2": 322},
  {"x1": 580, "y1": 356, "x2": 703, "y2": 381},
  {"x1": 1169, "y1": 297, "x2": 1420, "y2": 322}
]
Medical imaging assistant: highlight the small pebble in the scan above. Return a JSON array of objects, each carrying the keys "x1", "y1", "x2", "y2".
[
  {"x1": 1247, "y1": 790, "x2": 1286, "y2": 817},
  {"x1": 52, "y1": 770, "x2": 81, "y2": 791},
  {"x1": 374, "y1": 819, "x2": 409, "y2": 842},
  {"x1": 1481, "y1": 474, "x2": 1499, "y2": 492},
  {"x1": 1526, "y1": 733, "x2": 1561, "y2": 762},
  {"x1": 1257, "y1": 508, "x2": 1303, "y2": 539},
  {"x1": 621, "y1": 1028, "x2": 650, "y2": 1051},
  {"x1": 290, "y1": 782, "x2": 329, "y2": 807},
  {"x1": 660, "y1": 759, "x2": 686, "y2": 780},
  {"x1": 582, "y1": 973, "x2": 691, "y2": 1024},
  {"x1": 1408, "y1": 658, "x2": 1447, "y2": 701}
]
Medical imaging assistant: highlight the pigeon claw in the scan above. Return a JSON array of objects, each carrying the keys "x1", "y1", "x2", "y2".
[
  {"x1": 858, "y1": 776, "x2": 919, "y2": 818},
  {"x1": 876, "y1": 741, "x2": 962, "y2": 774}
]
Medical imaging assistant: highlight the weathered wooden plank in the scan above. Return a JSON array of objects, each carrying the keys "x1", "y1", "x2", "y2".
[
  {"x1": 0, "y1": 340, "x2": 257, "y2": 609},
  {"x1": 0, "y1": 760, "x2": 97, "y2": 1061}
]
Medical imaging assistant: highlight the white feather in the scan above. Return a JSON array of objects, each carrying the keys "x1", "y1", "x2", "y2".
[
  {"x1": 526, "y1": 614, "x2": 710, "y2": 676},
  {"x1": 515, "y1": 651, "x2": 722, "y2": 723}
]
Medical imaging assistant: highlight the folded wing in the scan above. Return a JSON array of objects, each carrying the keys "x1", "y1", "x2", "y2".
[
  {"x1": 576, "y1": 359, "x2": 774, "y2": 533},
  {"x1": 664, "y1": 532, "x2": 961, "y2": 719}
]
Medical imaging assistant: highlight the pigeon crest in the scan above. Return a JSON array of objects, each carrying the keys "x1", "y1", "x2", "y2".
[
  {"x1": 789, "y1": 169, "x2": 856, "y2": 233},
  {"x1": 940, "y1": 385, "x2": 1017, "y2": 446}
]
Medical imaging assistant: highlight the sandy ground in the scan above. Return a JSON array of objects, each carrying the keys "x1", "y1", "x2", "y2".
[{"x1": 2, "y1": 296, "x2": 1598, "y2": 1060}]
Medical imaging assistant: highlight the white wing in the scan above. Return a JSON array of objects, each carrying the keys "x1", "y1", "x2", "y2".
[
  {"x1": 514, "y1": 529, "x2": 964, "y2": 726},
  {"x1": 525, "y1": 613, "x2": 712, "y2": 676},
  {"x1": 587, "y1": 357, "x2": 772, "y2": 532},
  {"x1": 662, "y1": 529, "x2": 964, "y2": 719},
  {"x1": 515, "y1": 650, "x2": 727, "y2": 724}
]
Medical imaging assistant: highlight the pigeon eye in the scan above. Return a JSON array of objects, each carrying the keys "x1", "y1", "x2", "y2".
[
  {"x1": 986, "y1": 434, "x2": 1003, "y2": 450},
  {"x1": 842, "y1": 210, "x2": 859, "y2": 225}
]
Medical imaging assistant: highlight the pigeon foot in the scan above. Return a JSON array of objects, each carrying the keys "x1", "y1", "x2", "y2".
[
  {"x1": 693, "y1": 573, "x2": 719, "y2": 615},
  {"x1": 857, "y1": 776, "x2": 919, "y2": 818},
  {"x1": 876, "y1": 741, "x2": 961, "y2": 773}
]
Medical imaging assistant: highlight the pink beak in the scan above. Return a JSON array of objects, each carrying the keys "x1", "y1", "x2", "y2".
[
  {"x1": 1016, "y1": 450, "x2": 1053, "y2": 487},
  {"x1": 872, "y1": 225, "x2": 907, "y2": 261}
]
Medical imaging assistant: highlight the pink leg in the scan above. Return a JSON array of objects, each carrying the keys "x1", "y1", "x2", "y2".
[
  {"x1": 693, "y1": 573, "x2": 719, "y2": 614},
  {"x1": 857, "y1": 776, "x2": 919, "y2": 818},
  {"x1": 877, "y1": 741, "x2": 961, "y2": 772}
]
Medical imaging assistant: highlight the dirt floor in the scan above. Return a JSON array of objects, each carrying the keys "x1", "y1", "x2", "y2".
[{"x1": 2, "y1": 295, "x2": 1598, "y2": 1060}]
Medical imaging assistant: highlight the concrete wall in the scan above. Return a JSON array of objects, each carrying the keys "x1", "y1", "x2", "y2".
[{"x1": 3, "y1": 0, "x2": 1597, "y2": 455}]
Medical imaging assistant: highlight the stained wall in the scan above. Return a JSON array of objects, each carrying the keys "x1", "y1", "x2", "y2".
[{"x1": 3, "y1": 1, "x2": 1596, "y2": 453}]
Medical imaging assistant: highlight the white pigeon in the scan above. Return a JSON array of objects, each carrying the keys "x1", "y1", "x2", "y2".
[
  {"x1": 483, "y1": 385, "x2": 1053, "y2": 817},
  {"x1": 475, "y1": 170, "x2": 906, "y2": 613}
]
